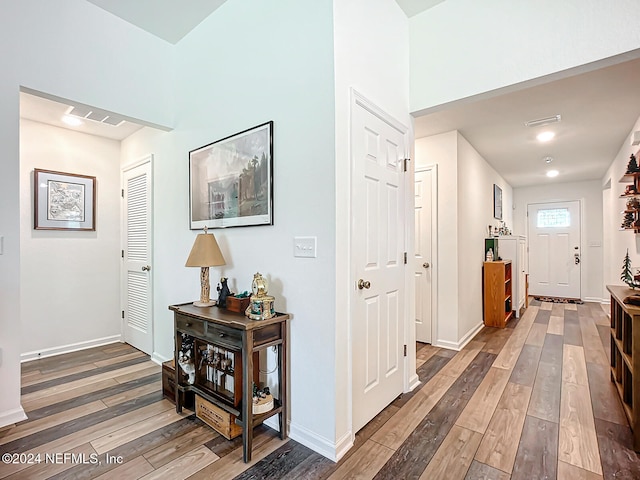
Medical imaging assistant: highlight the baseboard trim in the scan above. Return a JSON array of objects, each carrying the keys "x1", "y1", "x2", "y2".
[
  {"x1": 334, "y1": 430, "x2": 354, "y2": 462},
  {"x1": 584, "y1": 297, "x2": 608, "y2": 304},
  {"x1": 0, "y1": 407, "x2": 27, "y2": 429},
  {"x1": 151, "y1": 352, "x2": 172, "y2": 366},
  {"x1": 408, "y1": 373, "x2": 421, "y2": 392},
  {"x1": 288, "y1": 421, "x2": 345, "y2": 462},
  {"x1": 21, "y1": 335, "x2": 123, "y2": 363},
  {"x1": 432, "y1": 322, "x2": 484, "y2": 351}
]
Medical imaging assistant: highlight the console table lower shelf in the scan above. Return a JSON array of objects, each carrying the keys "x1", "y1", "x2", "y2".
[{"x1": 169, "y1": 303, "x2": 290, "y2": 463}]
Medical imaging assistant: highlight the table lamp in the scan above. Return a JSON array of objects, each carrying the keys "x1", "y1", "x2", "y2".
[{"x1": 185, "y1": 226, "x2": 226, "y2": 307}]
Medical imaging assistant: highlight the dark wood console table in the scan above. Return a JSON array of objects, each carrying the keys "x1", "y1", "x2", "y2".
[{"x1": 169, "y1": 303, "x2": 290, "y2": 462}]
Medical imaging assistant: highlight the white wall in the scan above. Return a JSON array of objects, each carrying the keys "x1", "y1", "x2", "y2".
[
  {"x1": 513, "y1": 180, "x2": 604, "y2": 302},
  {"x1": 415, "y1": 132, "x2": 459, "y2": 346},
  {"x1": 0, "y1": 0, "x2": 173, "y2": 427},
  {"x1": 333, "y1": 0, "x2": 411, "y2": 459},
  {"x1": 122, "y1": 0, "x2": 340, "y2": 460},
  {"x1": 602, "y1": 115, "x2": 640, "y2": 296},
  {"x1": 415, "y1": 131, "x2": 512, "y2": 348},
  {"x1": 20, "y1": 119, "x2": 122, "y2": 358},
  {"x1": 457, "y1": 133, "x2": 512, "y2": 341},
  {"x1": 409, "y1": 0, "x2": 640, "y2": 114}
]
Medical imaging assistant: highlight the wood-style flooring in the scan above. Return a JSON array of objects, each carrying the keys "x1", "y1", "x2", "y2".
[{"x1": 1, "y1": 300, "x2": 638, "y2": 479}]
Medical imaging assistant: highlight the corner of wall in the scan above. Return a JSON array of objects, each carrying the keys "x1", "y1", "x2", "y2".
[{"x1": 288, "y1": 420, "x2": 352, "y2": 462}]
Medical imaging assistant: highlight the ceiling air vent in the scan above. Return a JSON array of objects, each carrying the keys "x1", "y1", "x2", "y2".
[{"x1": 524, "y1": 115, "x2": 561, "y2": 128}]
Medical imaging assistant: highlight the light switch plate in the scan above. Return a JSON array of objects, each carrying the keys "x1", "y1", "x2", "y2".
[{"x1": 294, "y1": 236, "x2": 317, "y2": 258}]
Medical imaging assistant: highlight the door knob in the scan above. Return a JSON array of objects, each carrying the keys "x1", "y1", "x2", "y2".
[
  {"x1": 357, "y1": 279, "x2": 371, "y2": 290},
  {"x1": 423, "y1": 262, "x2": 430, "y2": 269},
  {"x1": 142, "y1": 265, "x2": 151, "y2": 271}
]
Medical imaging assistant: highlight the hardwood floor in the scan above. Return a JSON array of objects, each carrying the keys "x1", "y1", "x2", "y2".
[{"x1": 1, "y1": 300, "x2": 638, "y2": 479}]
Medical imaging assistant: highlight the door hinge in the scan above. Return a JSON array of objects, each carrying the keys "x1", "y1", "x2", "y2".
[
  {"x1": 121, "y1": 188, "x2": 124, "y2": 198},
  {"x1": 121, "y1": 310, "x2": 125, "y2": 319},
  {"x1": 404, "y1": 252, "x2": 407, "y2": 264},
  {"x1": 403, "y1": 344, "x2": 407, "y2": 357},
  {"x1": 121, "y1": 250, "x2": 124, "y2": 258},
  {"x1": 403, "y1": 158, "x2": 411, "y2": 172}
]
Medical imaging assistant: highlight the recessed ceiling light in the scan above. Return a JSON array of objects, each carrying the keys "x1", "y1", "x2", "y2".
[
  {"x1": 62, "y1": 115, "x2": 83, "y2": 127},
  {"x1": 546, "y1": 170, "x2": 559, "y2": 178},
  {"x1": 537, "y1": 131, "x2": 555, "y2": 142}
]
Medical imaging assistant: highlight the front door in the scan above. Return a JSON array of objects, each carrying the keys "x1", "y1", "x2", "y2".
[
  {"x1": 122, "y1": 157, "x2": 153, "y2": 354},
  {"x1": 415, "y1": 167, "x2": 433, "y2": 344},
  {"x1": 351, "y1": 93, "x2": 407, "y2": 433},
  {"x1": 527, "y1": 201, "x2": 581, "y2": 299}
]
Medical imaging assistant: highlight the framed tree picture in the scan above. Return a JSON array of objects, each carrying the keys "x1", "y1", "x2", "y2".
[
  {"x1": 189, "y1": 121, "x2": 273, "y2": 229},
  {"x1": 34, "y1": 169, "x2": 96, "y2": 231},
  {"x1": 493, "y1": 184, "x2": 503, "y2": 220}
]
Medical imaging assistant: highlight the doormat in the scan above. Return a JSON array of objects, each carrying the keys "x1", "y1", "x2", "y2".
[{"x1": 532, "y1": 296, "x2": 583, "y2": 304}]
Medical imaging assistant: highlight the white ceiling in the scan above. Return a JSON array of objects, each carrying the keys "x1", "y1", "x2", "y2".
[
  {"x1": 86, "y1": 0, "x2": 228, "y2": 44},
  {"x1": 20, "y1": 91, "x2": 145, "y2": 141},
  {"x1": 23, "y1": 1, "x2": 640, "y2": 190},
  {"x1": 414, "y1": 57, "x2": 640, "y2": 187}
]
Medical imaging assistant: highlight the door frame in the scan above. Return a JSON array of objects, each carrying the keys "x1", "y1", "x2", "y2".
[
  {"x1": 414, "y1": 165, "x2": 438, "y2": 346},
  {"x1": 347, "y1": 89, "x2": 416, "y2": 439},
  {"x1": 526, "y1": 199, "x2": 583, "y2": 300},
  {"x1": 121, "y1": 154, "x2": 154, "y2": 355}
]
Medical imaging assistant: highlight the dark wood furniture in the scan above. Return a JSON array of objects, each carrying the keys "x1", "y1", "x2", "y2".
[
  {"x1": 483, "y1": 260, "x2": 513, "y2": 328},
  {"x1": 619, "y1": 172, "x2": 640, "y2": 233},
  {"x1": 162, "y1": 359, "x2": 194, "y2": 408},
  {"x1": 608, "y1": 285, "x2": 640, "y2": 451},
  {"x1": 169, "y1": 303, "x2": 290, "y2": 462}
]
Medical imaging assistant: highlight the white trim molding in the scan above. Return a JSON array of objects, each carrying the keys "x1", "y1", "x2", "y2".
[
  {"x1": 21, "y1": 336, "x2": 122, "y2": 362},
  {"x1": 0, "y1": 407, "x2": 27, "y2": 429},
  {"x1": 434, "y1": 322, "x2": 484, "y2": 351},
  {"x1": 151, "y1": 351, "x2": 172, "y2": 366},
  {"x1": 289, "y1": 421, "x2": 352, "y2": 462}
]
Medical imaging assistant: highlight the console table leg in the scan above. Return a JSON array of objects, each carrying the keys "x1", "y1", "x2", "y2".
[{"x1": 242, "y1": 330, "x2": 254, "y2": 462}]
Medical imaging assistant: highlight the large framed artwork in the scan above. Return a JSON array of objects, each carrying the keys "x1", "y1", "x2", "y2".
[
  {"x1": 189, "y1": 121, "x2": 273, "y2": 229},
  {"x1": 493, "y1": 184, "x2": 503, "y2": 220},
  {"x1": 34, "y1": 169, "x2": 96, "y2": 231}
]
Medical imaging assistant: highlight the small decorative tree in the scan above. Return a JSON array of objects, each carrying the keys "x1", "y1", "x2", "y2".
[
  {"x1": 621, "y1": 249, "x2": 640, "y2": 288},
  {"x1": 628, "y1": 154, "x2": 639, "y2": 174}
]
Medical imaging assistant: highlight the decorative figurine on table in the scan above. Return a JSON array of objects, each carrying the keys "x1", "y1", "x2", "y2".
[
  {"x1": 217, "y1": 277, "x2": 231, "y2": 308},
  {"x1": 627, "y1": 153, "x2": 640, "y2": 174},
  {"x1": 178, "y1": 333, "x2": 196, "y2": 384},
  {"x1": 621, "y1": 249, "x2": 640, "y2": 289},
  {"x1": 252, "y1": 384, "x2": 274, "y2": 414},
  {"x1": 245, "y1": 272, "x2": 276, "y2": 321}
]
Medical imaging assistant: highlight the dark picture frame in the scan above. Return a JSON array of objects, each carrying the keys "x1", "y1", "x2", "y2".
[
  {"x1": 189, "y1": 121, "x2": 273, "y2": 229},
  {"x1": 34, "y1": 169, "x2": 96, "y2": 231},
  {"x1": 493, "y1": 184, "x2": 503, "y2": 220}
]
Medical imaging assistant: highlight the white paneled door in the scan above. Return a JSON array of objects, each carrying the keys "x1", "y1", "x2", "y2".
[
  {"x1": 122, "y1": 158, "x2": 153, "y2": 354},
  {"x1": 351, "y1": 93, "x2": 407, "y2": 433},
  {"x1": 414, "y1": 167, "x2": 434, "y2": 344},
  {"x1": 527, "y1": 201, "x2": 581, "y2": 299}
]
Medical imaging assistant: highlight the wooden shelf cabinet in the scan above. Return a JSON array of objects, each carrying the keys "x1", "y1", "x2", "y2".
[
  {"x1": 607, "y1": 285, "x2": 640, "y2": 451},
  {"x1": 619, "y1": 172, "x2": 640, "y2": 232},
  {"x1": 169, "y1": 303, "x2": 290, "y2": 462},
  {"x1": 483, "y1": 261, "x2": 513, "y2": 328}
]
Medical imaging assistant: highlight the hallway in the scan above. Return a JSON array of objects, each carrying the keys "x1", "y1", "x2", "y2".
[{"x1": 0, "y1": 301, "x2": 636, "y2": 479}]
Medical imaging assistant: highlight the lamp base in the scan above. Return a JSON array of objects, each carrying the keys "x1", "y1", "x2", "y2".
[{"x1": 193, "y1": 300, "x2": 216, "y2": 308}]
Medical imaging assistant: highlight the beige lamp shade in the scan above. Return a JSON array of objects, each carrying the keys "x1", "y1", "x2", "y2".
[
  {"x1": 185, "y1": 229, "x2": 225, "y2": 307},
  {"x1": 185, "y1": 231, "x2": 226, "y2": 267}
]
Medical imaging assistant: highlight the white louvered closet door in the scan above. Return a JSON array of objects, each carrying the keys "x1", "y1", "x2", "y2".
[{"x1": 123, "y1": 159, "x2": 153, "y2": 354}]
